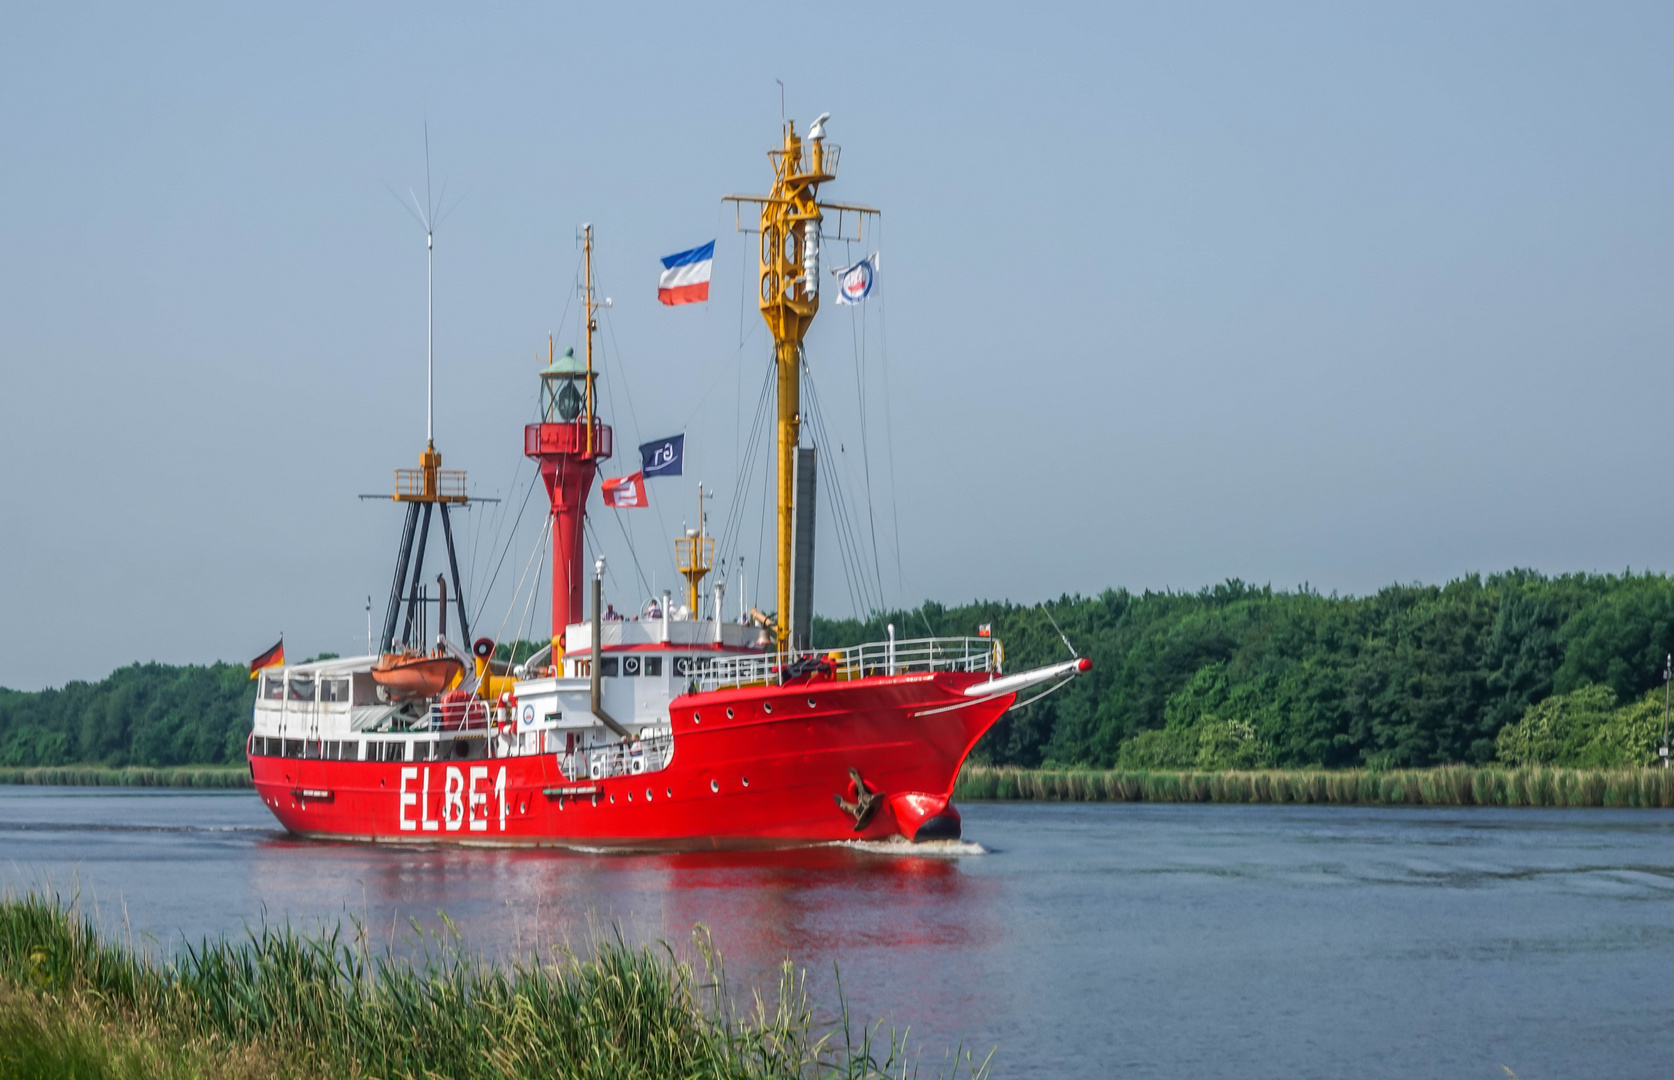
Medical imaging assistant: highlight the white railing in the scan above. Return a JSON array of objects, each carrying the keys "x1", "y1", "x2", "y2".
[
  {"x1": 419, "y1": 700, "x2": 494, "y2": 732},
  {"x1": 695, "y1": 636, "x2": 1000, "y2": 692},
  {"x1": 568, "y1": 734, "x2": 675, "y2": 781}
]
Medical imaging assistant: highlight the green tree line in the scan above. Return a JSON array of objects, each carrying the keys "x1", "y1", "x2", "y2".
[
  {"x1": 0, "y1": 662, "x2": 255, "y2": 768},
  {"x1": 816, "y1": 569, "x2": 1674, "y2": 770},
  {"x1": 5, "y1": 570, "x2": 1674, "y2": 770}
]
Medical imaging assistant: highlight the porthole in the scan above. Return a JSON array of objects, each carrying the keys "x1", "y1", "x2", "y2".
[
  {"x1": 693, "y1": 711, "x2": 701, "y2": 722},
  {"x1": 645, "y1": 788, "x2": 653, "y2": 801},
  {"x1": 742, "y1": 777, "x2": 750, "y2": 787},
  {"x1": 726, "y1": 708, "x2": 734, "y2": 719},
  {"x1": 807, "y1": 698, "x2": 817, "y2": 708},
  {"x1": 628, "y1": 791, "x2": 634, "y2": 802},
  {"x1": 763, "y1": 703, "x2": 773, "y2": 714},
  {"x1": 519, "y1": 800, "x2": 527, "y2": 814},
  {"x1": 591, "y1": 795, "x2": 598, "y2": 806},
  {"x1": 666, "y1": 787, "x2": 673, "y2": 798},
  {"x1": 609, "y1": 794, "x2": 616, "y2": 804},
  {"x1": 710, "y1": 779, "x2": 719, "y2": 793}
]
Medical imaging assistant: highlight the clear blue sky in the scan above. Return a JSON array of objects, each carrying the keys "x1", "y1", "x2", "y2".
[{"x1": 2, "y1": 2, "x2": 1671, "y2": 689}]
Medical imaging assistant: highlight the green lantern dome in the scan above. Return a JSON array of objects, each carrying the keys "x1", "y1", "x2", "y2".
[{"x1": 541, "y1": 347, "x2": 588, "y2": 377}]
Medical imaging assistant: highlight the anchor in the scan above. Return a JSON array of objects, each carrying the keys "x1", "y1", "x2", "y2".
[{"x1": 834, "y1": 767, "x2": 884, "y2": 831}]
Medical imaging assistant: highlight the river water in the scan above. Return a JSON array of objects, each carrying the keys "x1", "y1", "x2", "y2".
[{"x1": 2, "y1": 788, "x2": 1672, "y2": 1078}]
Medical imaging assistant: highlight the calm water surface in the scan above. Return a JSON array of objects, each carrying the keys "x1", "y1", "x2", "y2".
[{"x1": 3, "y1": 788, "x2": 1674, "y2": 1079}]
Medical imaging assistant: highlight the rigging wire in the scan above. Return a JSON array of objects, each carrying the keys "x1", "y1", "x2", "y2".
[
  {"x1": 712, "y1": 361, "x2": 775, "y2": 592},
  {"x1": 584, "y1": 516, "x2": 630, "y2": 603},
  {"x1": 490, "y1": 510, "x2": 552, "y2": 655},
  {"x1": 851, "y1": 283, "x2": 886, "y2": 608},
  {"x1": 603, "y1": 507, "x2": 654, "y2": 601},
  {"x1": 874, "y1": 217, "x2": 906, "y2": 597},
  {"x1": 470, "y1": 471, "x2": 544, "y2": 628},
  {"x1": 801, "y1": 365, "x2": 879, "y2": 618},
  {"x1": 464, "y1": 240, "x2": 580, "y2": 616},
  {"x1": 807, "y1": 362, "x2": 881, "y2": 613},
  {"x1": 599, "y1": 302, "x2": 676, "y2": 581},
  {"x1": 515, "y1": 525, "x2": 547, "y2": 649}
]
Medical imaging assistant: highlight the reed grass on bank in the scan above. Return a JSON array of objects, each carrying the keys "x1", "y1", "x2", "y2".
[
  {"x1": 0, "y1": 892, "x2": 981, "y2": 1080},
  {"x1": 0, "y1": 765, "x2": 251, "y2": 789},
  {"x1": 955, "y1": 764, "x2": 1674, "y2": 807}
]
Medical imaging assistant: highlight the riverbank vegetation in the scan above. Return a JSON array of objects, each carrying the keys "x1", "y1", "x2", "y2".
[
  {"x1": 0, "y1": 765, "x2": 250, "y2": 788},
  {"x1": 820, "y1": 569, "x2": 1674, "y2": 770},
  {"x1": 955, "y1": 764, "x2": 1674, "y2": 807},
  {"x1": 0, "y1": 892, "x2": 975, "y2": 1080},
  {"x1": 8, "y1": 570, "x2": 1674, "y2": 776}
]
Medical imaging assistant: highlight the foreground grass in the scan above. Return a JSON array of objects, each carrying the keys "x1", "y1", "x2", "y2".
[
  {"x1": 0, "y1": 766, "x2": 251, "y2": 789},
  {"x1": 956, "y1": 764, "x2": 1674, "y2": 807},
  {"x1": 0, "y1": 892, "x2": 980, "y2": 1080}
]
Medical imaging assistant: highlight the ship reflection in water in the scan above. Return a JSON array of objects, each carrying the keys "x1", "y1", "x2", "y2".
[
  {"x1": 8, "y1": 788, "x2": 1674, "y2": 1079},
  {"x1": 246, "y1": 833, "x2": 1001, "y2": 1043}
]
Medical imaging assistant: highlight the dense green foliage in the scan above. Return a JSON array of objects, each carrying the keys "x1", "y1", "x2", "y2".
[
  {"x1": 0, "y1": 892, "x2": 974, "y2": 1080},
  {"x1": 7, "y1": 570, "x2": 1674, "y2": 775},
  {"x1": 816, "y1": 570, "x2": 1674, "y2": 769},
  {"x1": 0, "y1": 663, "x2": 255, "y2": 769}
]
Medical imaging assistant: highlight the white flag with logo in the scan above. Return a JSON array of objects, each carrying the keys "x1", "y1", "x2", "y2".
[{"x1": 833, "y1": 252, "x2": 879, "y2": 306}]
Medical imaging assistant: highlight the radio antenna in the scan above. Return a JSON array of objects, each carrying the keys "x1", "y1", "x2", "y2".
[{"x1": 387, "y1": 124, "x2": 453, "y2": 446}]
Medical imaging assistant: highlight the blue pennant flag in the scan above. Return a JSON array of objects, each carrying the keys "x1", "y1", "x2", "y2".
[{"x1": 639, "y1": 434, "x2": 684, "y2": 478}]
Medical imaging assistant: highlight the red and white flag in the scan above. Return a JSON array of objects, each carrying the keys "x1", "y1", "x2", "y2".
[{"x1": 601, "y1": 471, "x2": 648, "y2": 508}]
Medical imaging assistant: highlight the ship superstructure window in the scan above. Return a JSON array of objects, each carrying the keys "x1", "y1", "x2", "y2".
[
  {"x1": 321, "y1": 678, "x2": 350, "y2": 703},
  {"x1": 600, "y1": 658, "x2": 619, "y2": 677},
  {"x1": 372, "y1": 741, "x2": 407, "y2": 762},
  {"x1": 287, "y1": 677, "x2": 315, "y2": 701},
  {"x1": 643, "y1": 657, "x2": 662, "y2": 677},
  {"x1": 318, "y1": 740, "x2": 356, "y2": 761},
  {"x1": 261, "y1": 675, "x2": 283, "y2": 701},
  {"x1": 622, "y1": 656, "x2": 642, "y2": 676}
]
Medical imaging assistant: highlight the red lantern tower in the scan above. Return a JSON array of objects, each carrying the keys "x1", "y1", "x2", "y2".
[{"x1": 524, "y1": 224, "x2": 612, "y2": 650}]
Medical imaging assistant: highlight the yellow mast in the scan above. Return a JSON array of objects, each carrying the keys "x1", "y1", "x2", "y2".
[
  {"x1": 725, "y1": 114, "x2": 873, "y2": 648},
  {"x1": 675, "y1": 482, "x2": 715, "y2": 615},
  {"x1": 581, "y1": 223, "x2": 598, "y2": 454}
]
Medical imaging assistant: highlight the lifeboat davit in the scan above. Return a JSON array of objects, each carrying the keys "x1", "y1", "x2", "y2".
[{"x1": 371, "y1": 652, "x2": 463, "y2": 699}]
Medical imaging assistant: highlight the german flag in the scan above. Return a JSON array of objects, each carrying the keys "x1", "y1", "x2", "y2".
[{"x1": 249, "y1": 638, "x2": 285, "y2": 680}]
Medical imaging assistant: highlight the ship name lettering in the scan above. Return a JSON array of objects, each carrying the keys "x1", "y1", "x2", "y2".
[
  {"x1": 495, "y1": 767, "x2": 508, "y2": 830},
  {"x1": 421, "y1": 767, "x2": 438, "y2": 831},
  {"x1": 468, "y1": 766, "x2": 490, "y2": 831},
  {"x1": 443, "y1": 766, "x2": 466, "y2": 831},
  {"x1": 398, "y1": 767, "x2": 419, "y2": 831}
]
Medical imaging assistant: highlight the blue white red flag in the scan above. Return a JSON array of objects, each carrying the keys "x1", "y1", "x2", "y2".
[
  {"x1": 639, "y1": 434, "x2": 684, "y2": 478},
  {"x1": 658, "y1": 241, "x2": 714, "y2": 305},
  {"x1": 833, "y1": 252, "x2": 879, "y2": 305}
]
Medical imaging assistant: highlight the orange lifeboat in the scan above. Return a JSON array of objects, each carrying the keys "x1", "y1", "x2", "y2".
[{"x1": 372, "y1": 652, "x2": 463, "y2": 699}]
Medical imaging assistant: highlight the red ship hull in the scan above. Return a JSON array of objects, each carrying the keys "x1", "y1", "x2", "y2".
[{"x1": 249, "y1": 671, "x2": 1010, "y2": 847}]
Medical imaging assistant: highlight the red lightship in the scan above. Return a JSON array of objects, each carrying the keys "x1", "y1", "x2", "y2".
[{"x1": 247, "y1": 120, "x2": 1088, "y2": 847}]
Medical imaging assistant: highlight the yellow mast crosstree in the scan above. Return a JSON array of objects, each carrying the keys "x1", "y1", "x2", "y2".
[{"x1": 725, "y1": 115, "x2": 876, "y2": 648}]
